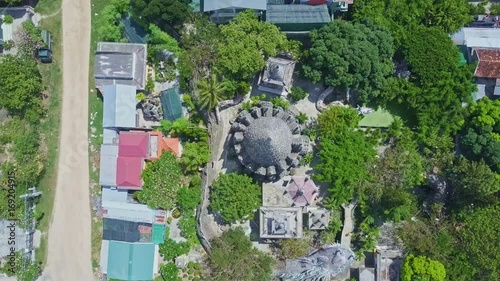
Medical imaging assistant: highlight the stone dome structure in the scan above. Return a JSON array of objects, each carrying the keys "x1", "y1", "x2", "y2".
[{"x1": 231, "y1": 101, "x2": 309, "y2": 182}]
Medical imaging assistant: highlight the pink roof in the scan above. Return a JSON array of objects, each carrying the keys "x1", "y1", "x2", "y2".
[
  {"x1": 116, "y1": 156, "x2": 143, "y2": 189},
  {"x1": 287, "y1": 177, "x2": 318, "y2": 206},
  {"x1": 118, "y1": 132, "x2": 149, "y2": 158}
]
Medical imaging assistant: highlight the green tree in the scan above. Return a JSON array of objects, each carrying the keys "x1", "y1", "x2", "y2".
[
  {"x1": 16, "y1": 21, "x2": 43, "y2": 59},
  {"x1": 131, "y1": 0, "x2": 191, "y2": 30},
  {"x1": 467, "y1": 97, "x2": 500, "y2": 129},
  {"x1": 469, "y1": 0, "x2": 488, "y2": 15},
  {"x1": 460, "y1": 126, "x2": 500, "y2": 171},
  {"x1": 159, "y1": 230, "x2": 190, "y2": 261},
  {"x1": 303, "y1": 20, "x2": 395, "y2": 102},
  {"x1": 148, "y1": 23, "x2": 181, "y2": 57},
  {"x1": 215, "y1": 10, "x2": 300, "y2": 80},
  {"x1": 210, "y1": 173, "x2": 261, "y2": 222},
  {"x1": 138, "y1": 152, "x2": 185, "y2": 209},
  {"x1": 159, "y1": 263, "x2": 181, "y2": 281},
  {"x1": 276, "y1": 238, "x2": 311, "y2": 260},
  {"x1": 489, "y1": 3, "x2": 500, "y2": 15},
  {"x1": 0, "y1": 55, "x2": 44, "y2": 122},
  {"x1": 195, "y1": 74, "x2": 226, "y2": 112},
  {"x1": 401, "y1": 255, "x2": 446, "y2": 281},
  {"x1": 288, "y1": 86, "x2": 308, "y2": 103},
  {"x1": 181, "y1": 141, "x2": 210, "y2": 172},
  {"x1": 177, "y1": 185, "x2": 201, "y2": 213},
  {"x1": 207, "y1": 227, "x2": 274, "y2": 281},
  {"x1": 449, "y1": 157, "x2": 500, "y2": 206},
  {"x1": 95, "y1": 0, "x2": 130, "y2": 42}
]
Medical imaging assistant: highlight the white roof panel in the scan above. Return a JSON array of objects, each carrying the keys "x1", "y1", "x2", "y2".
[
  {"x1": 101, "y1": 201, "x2": 155, "y2": 223},
  {"x1": 203, "y1": 0, "x2": 266, "y2": 12}
]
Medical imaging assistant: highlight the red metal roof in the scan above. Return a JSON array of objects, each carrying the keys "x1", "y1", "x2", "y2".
[
  {"x1": 116, "y1": 156, "x2": 143, "y2": 189},
  {"x1": 287, "y1": 177, "x2": 318, "y2": 207},
  {"x1": 475, "y1": 49, "x2": 500, "y2": 79},
  {"x1": 118, "y1": 132, "x2": 149, "y2": 158}
]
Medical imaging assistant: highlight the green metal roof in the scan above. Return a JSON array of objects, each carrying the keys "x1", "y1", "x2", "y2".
[
  {"x1": 152, "y1": 224, "x2": 166, "y2": 245},
  {"x1": 266, "y1": 4, "x2": 331, "y2": 25},
  {"x1": 107, "y1": 241, "x2": 155, "y2": 281},
  {"x1": 160, "y1": 88, "x2": 183, "y2": 122}
]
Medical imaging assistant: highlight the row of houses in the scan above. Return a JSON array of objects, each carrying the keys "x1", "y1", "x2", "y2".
[
  {"x1": 94, "y1": 42, "x2": 183, "y2": 281},
  {"x1": 201, "y1": 0, "x2": 353, "y2": 32},
  {"x1": 452, "y1": 27, "x2": 500, "y2": 100}
]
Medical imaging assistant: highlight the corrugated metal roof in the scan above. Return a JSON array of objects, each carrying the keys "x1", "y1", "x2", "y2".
[
  {"x1": 102, "y1": 201, "x2": 155, "y2": 223},
  {"x1": 106, "y1": 241, "x2": 156, "y2": 281},
  {"x1": 160, "y1": 88, "x2": 183, "y2": 122},
  {"x1": 102, "y1": 187, "x2": 128, "y2": 202},
  {"x1": 266, "y1": 4, "x2": 330, "y2": 24},
  {"x1": 99, "y1": 144, "x2": 118, "y2": 187},
  {"x1": 203, "y1": 0, "x2": 267, "y2": 11},
  {"x1": 103, "y1": 84, "x2": 137, "y2": 129},
  {"x1": 100, "y1": 240, "x2": 109, "y2": 273},
  {"x1": 453, "y1": 28, "x2": 500, "y2": 49},
  {"x1": 103, "y1": 128, "x2": 118, "y2": 145}
]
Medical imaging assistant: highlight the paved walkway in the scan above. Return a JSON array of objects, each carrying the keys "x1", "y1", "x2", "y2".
[
  {"x1": 38, "y1": 0, "x2": 93, "y2": 280},
  {"x1": 340, "y1": 203, "x2": 356, "y2": 249}
]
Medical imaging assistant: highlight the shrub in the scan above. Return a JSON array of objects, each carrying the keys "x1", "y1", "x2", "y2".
[
  {"x1": 2, "y1": 40, "x2": 14, "y2": 51},
  {"x1": 179, "y1": 214, "x2": 198, "y2": 246},
  {"x1": 172, "y1": 208, "x2": 181, "y2": 218},
  {"x1": 289, "y1": 86, "x2": 308, "y2": 103},
  {"x1": 300, "y1": 153, "x2": 313, "y2": 166},
  {"x1": 159, "y1": 263, "x2": 181, "y2": 281},
  {"x1": 3, "y1": 15, "x2": 13, "y2": 24},
  {"x1": 296, "y1": 112, "x2": 308, "y2": 124},
  {"x1": 136, "y1": 93, "x2": 146, "y2": 102},
  {"x1": 270, "y1": 97, "x2": 290, "y2": 109},
  {"x1": 159, "y1": 234, "x2": 190, "y2": 261},
  {"x1": 146, "y1": 75, "x2": 155, "y2": 93},
  {"x1": 177, "y1": 186, "x2": 201, "y2": 212}
]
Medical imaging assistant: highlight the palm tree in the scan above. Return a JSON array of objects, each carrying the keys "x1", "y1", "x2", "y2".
[{"x1": 195, "y1": 74, "x2": 226, "y2": 112}]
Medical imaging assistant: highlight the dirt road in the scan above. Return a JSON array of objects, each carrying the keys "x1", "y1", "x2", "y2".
[{"x1": 38, "y1": 0, "x2": 93, "y2": 280}]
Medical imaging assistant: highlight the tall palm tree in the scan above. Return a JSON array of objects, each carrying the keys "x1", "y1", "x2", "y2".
[{"x1": 195, "y1": 74, "x2": 226, "y2": 112}]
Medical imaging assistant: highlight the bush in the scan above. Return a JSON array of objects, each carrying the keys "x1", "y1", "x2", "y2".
[
  {"x1": 172, "y1": 208, "x2": 181, "y2": 218},
  {"x1": 136, "y1": 93, "x2": 146, "y2": 102},
  {"x1": 159, "y1": 234, "x2": 190, "y2": 261},
  {"x1": 289, "y1": 86, "x2": 308, "y2": 103},
  {"x1": 177, "y1": 186, "x2": 201, "y2": 212},
  {"x1": 159, "y1": 263, "x2": 181, "y2": 281},
  {"x1": 179, "y1": 213, "x2": 198, "y2": 246},
  {"x1": 300, "y1": 153, "x2": 313, "y2": 166},
  {"x1": 491, "y1": 3, "x2": 500, "y2": 15},
  {"x1": 296, "y1": 112, "x2": 308, "y2": 124},
  {"x1": 146, "y1": 75, "x2": 155, "y2": 93},
  {"x1": 270, "y1": 97, "x2": 290, "y2": 109},
  {"x1": 3, "y1": 15, "x2": 13, "y2": 24},
  {"x1": 2, "y1": 40, "x2": 14, "y2": 51},
  {"x1": 276, "y1": 238, "x2": 311, "y2": 260}
]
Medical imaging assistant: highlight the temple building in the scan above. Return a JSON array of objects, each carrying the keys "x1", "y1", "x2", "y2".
[
  {"x1": 258, "y1": 56, "x2": 296, "y2": 97},
  {"x1": 259, "y1": 207, "x2": 303, "y2": 239},
  {"x1": 231, "y1": 101, "x2": 309, "y2": 182}
]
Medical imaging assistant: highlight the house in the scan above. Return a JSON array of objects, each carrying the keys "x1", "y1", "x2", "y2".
[
  {"x1": 201, "y1": 0, "x2": 267, "y2": 24},
  {"x1": 160, "y1": 87, "x2": 184, "y2": 122},
  {"x1": 100, "y1": 240, "x2": 159, "y2": 281},
  {"x1": 265, "y1": 4, "x2": 331, "y2": 33},
  {"x1": 99, "y1": 131, "x2": 180, "y2": 189},
  {"x1": 94, "y1": 42, "x2": 147, "y2": 90},
  {"x1": 258, "y1": 56, "x2": 296, "y2": 97},
  {"x1": 451, "y1": 28, "x2": 500, "y2": 62},
  {"x1": 472, "y1": 49, "x2": 500, "y2": 98},
  {"x1": 0, "y1": 6, "x2": 38, "y2": 54},
  {"x1": 259, "y1": 207, "x2": 303, "y2": 239},
  {"x1": 308, "y1": 208, "x2": 330, "y2": 230},
  {"x1": 102, "y1": 84, "x2": 139, "y2": 129}
]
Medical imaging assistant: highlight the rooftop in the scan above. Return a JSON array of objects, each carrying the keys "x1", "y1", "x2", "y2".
[
  {"x1": 451, "y1": 28, "x2": 500, "y2": 49},
  {"x1": 101, "y1": 200, "x2": 157, "y2": 224},
  {"x1": 266, "y1": 4, "x2": 330, "y2": 24},
  {"x1": 103, "y1": 218, "x2": 153, "y2": 243},
  {"x1": 94, "y1": 42, "x2": 147, "y2": 90},
  {"x1": 116, "y1": 156, "x2": 144, "y2": 189},
  {"x1": 160, "y1": 88, "x2": 183, "y2": 122},
  {"x1": 258, "y1": 57, "x2": 296, "y2": 96},
  {"x1": 259, "y1": 207, "x2": 303, "y2": 239},
  {"x1": 99, "y1": 144, "x2": 119, "y2": 187},
  {"x1": 102, "y1": 84, "x2": 138, "y2": 129},
  {"x1": 308, "y1": 208, "x2": 330, "y2": 230},
  {"x1": 474, "y1": 49, "x2": 500, "y2": 79},
  {"x1": 202, "y1": 0, "x2": 266, "y2": 12},
  {"x1": 118, "y1": 132, "x2": 149, "y2": 158},
  {"x1": 286, "y1": 176, "x2": 318, "y2": 207},
  {"x1": 101, "y1": 240, "x2": 157, "y2": 281}
]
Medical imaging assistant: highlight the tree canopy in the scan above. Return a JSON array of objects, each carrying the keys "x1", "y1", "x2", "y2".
[
  {"x1": 131, "y1": 0, "x2": 191, "y2": 30},
  {"x1": 138, "y1": 152, "x2": 185, "y2": 209},
  {"x1": 214, "y1": 10, "x2": 299, "y2": 80},
  {"x1": 207, "y1": 227, "x2": 274, "y2": 281},
  {"x1": 401, "y1": 254, "x2": 446, "y2": 281},
  {"x1": 210, "y1": 173, "x2": 261, "y2": 223},
  {"x1": 303, "y1": 20, "x2": 394, "y2": 102},
  {"x1": 180, "y1": 141, "x2": 210, "y2": 173},
  {"x1": 0, "y1": 55, "x2": 44, "y2": 122}
]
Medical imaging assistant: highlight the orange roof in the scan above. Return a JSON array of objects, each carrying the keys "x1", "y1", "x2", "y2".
[
  {"x1": 147, "y1": 131, "x2": 180, "y2": 160},
  {"x1": 475, "y1": 49, "x2": 500, "y2": 79}
]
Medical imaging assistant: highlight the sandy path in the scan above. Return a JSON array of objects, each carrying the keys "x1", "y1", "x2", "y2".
[{"x1": 37, "y1": 0, "x2": 93, "y2": 280}]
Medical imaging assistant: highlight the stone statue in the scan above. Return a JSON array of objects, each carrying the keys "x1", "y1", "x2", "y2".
[{"x1": 276, "y1": 243, "x2": 355, "y2": 281}]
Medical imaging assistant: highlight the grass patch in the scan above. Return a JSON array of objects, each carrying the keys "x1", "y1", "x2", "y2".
[
  {"x1": 34, "y1": 0, "x2": 63, "y2": 265},
  {"x1": 89, "y1": 0, "x2": 109, "y2": 271}
]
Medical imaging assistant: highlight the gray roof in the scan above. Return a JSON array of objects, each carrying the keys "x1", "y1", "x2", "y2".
[
  {"x1": 359, "y1": 268, "x2": 375, "y2": 281},
  {"x1": 259, "y1": 57, "x2": 296, "y2": 96},
  {"x1": 259, "y1": 207, "x2": 303, "y2": 239},
  {"x1": 101, "y1": 201, "x2": 155, "y2": 223},
  {"x1": 102, "y1": 187, "x2": 128, "y2": 202},
  {"x1": 308, "y1": 208, "x2": 330, "y2": 230},
  {"x1": 451, "y1": 28, "x2": 500, "y2": 49},
  {"x1": 103, "y1": 128, "x2": 119, "y2": 145},
  {"x1": 99, "y1": 144, "x2": 118, "y2": 186},
  {"x1": 232, "y1": 102, "x2": 304, "y2": 181},
  {"x1": 94, "y1": 42, "x2": 147, "y2": 90},
  {"x1": 203, "y1": 0, "x2": 266, "y2": 11},
  {"x1": 266, "y1": 4, "x2": 331, "y2": 24},
  {"x1": 103, "y1": 84, "x2": 138, "y2": 128}
]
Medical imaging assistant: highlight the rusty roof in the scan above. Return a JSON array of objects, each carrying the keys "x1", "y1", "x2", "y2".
[{"x1": 474, "y1": 49, "x2": 500, "y2": 79}]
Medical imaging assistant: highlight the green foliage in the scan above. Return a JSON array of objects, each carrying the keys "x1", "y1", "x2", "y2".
[
  {"x1": 16, "y1": 21, "x2": 43, "y2": 59},
  {"x1": 270, "y1": 97, "x2": 290, "y2": 110},
  {"x1": 207, "y1": 227, "x2": 274, "y2": 281},
  {"x1": 148, "y1": 24, "x2": 181, "y2": 56},
  {"x1": 315, "y1": 107, "x2": 376, "y2": 208},
  {"x1": 242, "y1": 94, "x2": 266, "y2": 111},
  {"x1": 460, "y1": 126, "x2": 500, "y2": 171},
  {"x1": 300, "y1": 153, "x2": 313, "y2": 166},
  {"x1": 159, "y1": 263, "x2": 181, "y2": 281},
  {"x1": 470, "y1": 0, "x2": 488, "y2": 15},
  {"x1": 146, "y1": 74, "x2": 155, "y2": 93},
  {"x1": 3, "y1": 15, "x2": 13, "y2": 24},
  {"x1": 181, "y1": 141, "x2": 210, "y2": 172},
  {"x1": 131, "y1": 0, "x2": 191, "y2": 30},
  {"x1": 289, "y1": 86, "x2": 308, "y2": 103},
  {"x1": 2, "y1": 40, "x2": 14, "y2": 51},
  {"x1": 159, "y1": 231, "x2": 190, "y2": 261},
  {"x1": 96, "y1": 0, "x2": 130, "y2": 42},
  {"x1": 177, "y1": 185, "x2": 201, "y2": 213},
  {"x1": 0, "y1": 252, "x2": 40, "y2": 280},
  {"x1": 215, "y1": 10, "x2": 300, "y2": 80},
  {"x1": 138, "y1": 152, "x2": 185, "y2": 209},
  {"x1": 401, "y1": 255, "x2": 446, "y2": 281},
  {"x1": 467, "y1": 97, "x2": 500, "y2": 129},
  {"x1": 276, "y1": 238, "x2": 311, "y2": 260},
  {"x1": 158, "y1": 117, "x2": 208, "y2": 142},
  {"x1": 195, "y1": 74, "x2": 226, "y2": 111},
  {"x1": 403, "y1": 26, "x2": 460, "y2": 84},
  {"x1": 449, "y1": 157, "x2": 500, "y2": 206},
  {"x1": 179, "y1": 213, "x2": 198, "y2": 246},
  {"x1": 296, "y1": 112, "x2": 308, "y2": 125},
  {"x1": 0, "y1": 55, "x2": 44, "y2": 122},
  {"x1": 182, "y1": 94, "x2": 196, "y2": 112},
  {"x1": 490, "y1": 3, "x2": 500, "y2": 15},
  {"x1": 210, "y1": 173, "x2": 261, "y2": 223},
  {"x1": 303, "y1": 20, "x2": 394, "y2": 102},
  {"x1": 223, "y1": 79, "x2": 250, "y2": 98},
  {"x1": 136, "y1": 93, "x2": 146, "y2": 102}
]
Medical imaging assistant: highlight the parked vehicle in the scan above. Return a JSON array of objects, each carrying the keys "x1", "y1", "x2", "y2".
[{"x1": 36, "y1": 29, "x2": 53, "y2": 63}]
